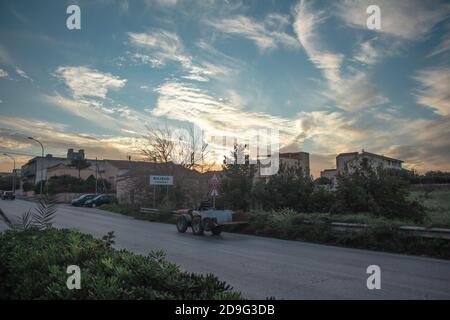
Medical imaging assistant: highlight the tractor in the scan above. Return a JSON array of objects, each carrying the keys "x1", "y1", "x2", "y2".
[{"x1": 176, "y1": 201, "x2": 247, "y2": 236}]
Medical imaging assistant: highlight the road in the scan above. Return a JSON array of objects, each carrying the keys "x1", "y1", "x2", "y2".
[{"x1": 1, "y1": 199, "x2": 450, "y2": 299}]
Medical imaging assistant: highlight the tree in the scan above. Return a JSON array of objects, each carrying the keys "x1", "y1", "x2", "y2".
[
  {"x1": 70, "y1": 157, "x2": 90, "y2": 179},
  {"x1": 252, "y1": 162, "x2": 316, "y2": 212},
  {"x1": 334, "y1": 158, "x2": 425, "y2": 222},
  {"x1": 220, "y1": 145, "x2": 256, "y2": 211},
  {"x1": 140, "y1": 125, "x2": 211, "y2": 171}
]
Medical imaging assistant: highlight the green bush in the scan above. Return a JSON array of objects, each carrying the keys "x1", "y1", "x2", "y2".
[
  {"x1": 0, "y1": 228, "x2": 241, "y2": 300},
  {"x1": 224, "y1": 209, "x2": 450, "y2": 259},
  {"x1": 334, "y1": 162, "x2": 426, "y2": 223}
]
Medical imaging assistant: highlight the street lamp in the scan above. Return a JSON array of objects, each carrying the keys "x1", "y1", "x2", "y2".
[
  {"x1": 28, "y1": 137, "x2": 44, "y2": 196},
  {"x1": 2, "y1": 153, "x2": 16, "y2": 193}
]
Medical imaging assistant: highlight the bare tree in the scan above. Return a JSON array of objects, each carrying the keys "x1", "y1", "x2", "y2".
[
  {"x1": 140, "y1": 125, "x2": 213, "y2": 171},
  {"x1": 140, "y1": 126, "x2": 174, "y2": 164}
]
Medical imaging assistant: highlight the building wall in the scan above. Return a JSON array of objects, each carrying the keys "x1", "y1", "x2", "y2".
[
  {"x1": 336, "y1": 153, "x2": 358, "y2": 174},
  {"x1": 320, "y1": 169, "x2": 337, "y2": 180},
  {"x1": 345, "y1": 153, "x2": 402, "y2": 173},
  {"x1": 47, "y1": 165, "x2": 96, "y2": 180}
]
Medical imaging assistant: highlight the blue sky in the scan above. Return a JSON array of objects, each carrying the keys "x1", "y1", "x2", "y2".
[{"x1": 0, "y1": 0, "x2": 449, "y2": 176}]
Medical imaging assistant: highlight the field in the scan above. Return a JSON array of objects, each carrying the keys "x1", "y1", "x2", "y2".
[{"x1": 409, "y1": 188, "x2": 450, "y2": 227}]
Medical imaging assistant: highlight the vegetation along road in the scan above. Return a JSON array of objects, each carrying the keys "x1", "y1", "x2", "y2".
[{"x1": 1, "y1": 199, "x2": 450, "y2": 299}]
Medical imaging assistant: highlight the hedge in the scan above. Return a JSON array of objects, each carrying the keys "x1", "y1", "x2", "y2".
[{"x1": 0, "y1": 228, "x2": 241, "y2": 299}]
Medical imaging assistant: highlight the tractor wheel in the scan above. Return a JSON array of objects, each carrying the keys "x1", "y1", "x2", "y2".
[
  {"x1": 192, "y1": 216, "x2": 204, "y2": 235},
  {"x1": 211, "y1": 225, "x2": 223, "y2": 235},
  {"x1": 176, "y1": 215, "x2": 188, "y2": 233}
]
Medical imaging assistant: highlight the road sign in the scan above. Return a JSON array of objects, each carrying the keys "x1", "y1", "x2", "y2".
[
  {"x1": 210, "y1": 174, "x2": 220, "y2": 199},
  {"x1": 150, "y1": 175, "x2": 173, "y2": 186},
  {"x1": 211, "y1": 187, "x2": 219, "y2": 197},
  {"x1": 210, "y1": 173, "x2": 219, "y2": 186}
]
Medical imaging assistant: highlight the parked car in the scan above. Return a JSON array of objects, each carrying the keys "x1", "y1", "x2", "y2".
[
  {"x1": 84, "y1": 194, "x2": 116, "y2": 208},
  {"x1": 0, "y1": 191, "x2": 4, "y2": 198},
  {"x1": 71, "y1": 194, "x2": 97, "y2": 206},
  {"x1": 1, "y1": 191, "x2": 16, "y2": 200}
]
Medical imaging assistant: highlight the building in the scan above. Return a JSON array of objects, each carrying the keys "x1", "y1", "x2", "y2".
[
  {"x1": 21, "y1": 149, "x2": 103, "y2": 187},
  {"x1": 21, "y1": 154, "x2": 71, "y2": 187},
  {"x1": 255, "y1": 151, "x2": 310, "y2": 180},
  {"x1": 320, "y1": 169, "x2": 337, "y2": 181},
  {"x1": 47, "y1": 163, "x2": 96, "y2": 180},
  {"x1": 114, "y1": 161, "x2": 208, "y2": 206},
  {"x1": 337, "y1": 150, "x2": 403, "y2": 174},
  {"x1": 321, "y1": 150, "x2": 403, "y2": 184}
]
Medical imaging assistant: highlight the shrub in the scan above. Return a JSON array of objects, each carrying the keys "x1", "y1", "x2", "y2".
[
  {"x1": 334, "y1": 162, "x2": 426, "y2": 223},
  {"x1": 0, "y1": 228, "x2": 241, "y2": 300}
]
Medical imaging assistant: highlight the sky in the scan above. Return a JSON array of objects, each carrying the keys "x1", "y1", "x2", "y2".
[{"x1": 0, "y1": 0, "x2": 449, "y2": 177}]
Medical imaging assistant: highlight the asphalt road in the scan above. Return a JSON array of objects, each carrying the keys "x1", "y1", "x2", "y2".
[{"x1": 1, "y1": 199, "x2": 450, "y2": 299}]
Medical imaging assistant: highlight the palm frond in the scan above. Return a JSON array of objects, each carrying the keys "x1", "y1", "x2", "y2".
[
  {"x1": 32, "y1": 197, "x2": 57, "y2": 230},
  {"x1": 0, "y1": 208, "x2": 14, "y2": 229},
  {"x1": 21, "y1": 209, "x2": 34, "y2": 231}
]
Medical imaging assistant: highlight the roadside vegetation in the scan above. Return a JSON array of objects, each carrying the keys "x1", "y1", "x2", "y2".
[
  {"x1": 0, "y1": 199, "x2": 240, "y2": 300},
  {"x1": 95, "y1": 151, "x2": 450, "y2": 259}
]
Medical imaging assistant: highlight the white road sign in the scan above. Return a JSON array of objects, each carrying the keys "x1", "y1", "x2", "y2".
[
  {"x1": 211, "y1": 188, "x2": 219, "y2": 197},
  {"x1": 150, "y1": 175, "x2": 173, "y2": 185}
]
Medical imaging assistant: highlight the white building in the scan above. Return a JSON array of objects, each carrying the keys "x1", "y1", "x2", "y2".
[{"x1": 321, "y1": 150, "x2": 403, "y2": 184}]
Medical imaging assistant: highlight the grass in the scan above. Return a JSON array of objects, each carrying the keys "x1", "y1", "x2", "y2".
[
  {"x1": 409, "y1": 189, "x2": 450, "y2": 227},
  {"x1": 99, "y1": 203, "x2": 176, "y2": 223}
]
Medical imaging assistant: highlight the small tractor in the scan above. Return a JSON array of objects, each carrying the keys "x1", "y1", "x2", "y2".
[{"x1": 176, "y1": 201, "x2": 247, "y2": 236}]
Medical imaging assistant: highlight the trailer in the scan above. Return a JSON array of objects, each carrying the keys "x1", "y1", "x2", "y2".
[{"x1": 176, "y1": 201, "x2": 248, "y2": 236}]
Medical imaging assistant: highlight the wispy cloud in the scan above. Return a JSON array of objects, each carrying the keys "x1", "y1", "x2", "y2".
[
  {"x1": 413, "y1": 66, "x2": 450, "y2": 116},
  {"x1": 0, "y1": 68, "x2": 8, "y2": 78},
  {"x1": 55, "y1": 66, "x2": 127, "y2": 99},
  {"x1": 15, "y1": 67, "x2": 33, "y2": 82},
  {"x1": 127, "y1": 29, "x2": 237, "y2": 81},
  {"x1": 0, "y1": 115, "x2": 142, "y2": 163},
  {"x1": 207, "y1": 14, "x2": 300, "y2": 51},
  {"x1": 427, "y1": 25, "x2": 450, "y2": 58},
  {"x1": 293, "y1": 0, "x2": 387, "y2": 111},
  {"x1": 334, "y1": 0, "x2": 450, "y2": 41}
]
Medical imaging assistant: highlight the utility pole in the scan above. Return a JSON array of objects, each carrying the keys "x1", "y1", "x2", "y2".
[
  {"x1": 2, "y1": 153, "x2": 16, "y2": 192},
  {"x1": 28, "y1": 137, "x2": 44, "y2": 197},
  {"x1": 95, "y1": 157, "x2": 98, "y2": 194}
]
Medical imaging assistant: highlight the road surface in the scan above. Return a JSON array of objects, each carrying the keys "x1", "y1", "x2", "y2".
[{"x1": 1, "y1": 199, "x2": 450, "y2": 299}]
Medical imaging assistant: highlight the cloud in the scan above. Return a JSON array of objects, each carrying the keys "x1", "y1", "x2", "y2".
[
  {"x1": 42, "y1": 93, "x2": 158, "y2": 132},
  {"x1": 207, "y1": 14, "x2": 300, "y2": 51},
  {"x1": 413, "y1": 66, "x2": 450, "y2": 116},
  {"x1": 15, "y1": 67, "x2": 33, "y2": 81},
  {"x1": 55, "y1": 66, "x2": 127, "y2": 99},
  {"x1": 293, "y1": 0, "x2": 387, "y2": 111},
  {"x1": 334, "y1": 0, "x2": 450, "y2": 41},
  {"x1": 427, "y1": 25, "x2": 450, "y2": 58},
  {"x1": 127, "y1": 29, "x2": 237, "y2": 81},
  {"x1": 387, "y1": 116, "x2": 450, "y2": 172},
  {"x1": 293, "y1": 0, "x2": 342, "y2": 82},
  {"x1": 0, "y1": 69, "x2": 8, "y2": 78},
  {"x1": 0, "y1": 115, "x2": 145, "y2": 165}
]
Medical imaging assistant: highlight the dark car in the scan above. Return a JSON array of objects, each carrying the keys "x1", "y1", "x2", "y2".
[
  {"x1": 84, "y1": 194, "x2": 116, "y2": 208},
  {"x1": 1, "y1": 191, "x2": 16, "y2": 200},
  {"x1": 71, "y1": 194, "x2": 97, "y2": 206}
]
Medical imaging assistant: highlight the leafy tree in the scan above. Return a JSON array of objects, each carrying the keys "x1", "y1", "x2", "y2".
[
  {"x1": 254, "y1": 162, "x2": 315, "y2": 212},
  {"x1": 334, "y1": 159, "x2": 425, "y2": 222},
  {"x1": 220, "y1": 145, "x2": 256, "y2": 211}
]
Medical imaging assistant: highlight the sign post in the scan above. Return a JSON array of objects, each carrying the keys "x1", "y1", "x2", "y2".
[
  {"x1": 150, "y1": 175, "x2": 174, "y2": 208},
  {"x1": 209, "y1": 174, "x2": 220, "y2": 209}
]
